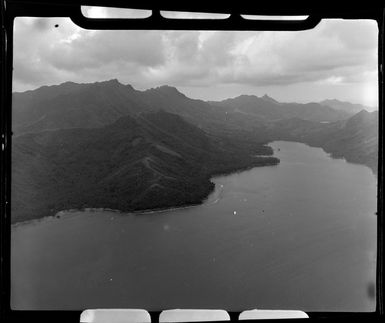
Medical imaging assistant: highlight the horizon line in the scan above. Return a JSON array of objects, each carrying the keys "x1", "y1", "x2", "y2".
[{"x1": 12, "y1": 78, "x2": 379, "y2": 110}]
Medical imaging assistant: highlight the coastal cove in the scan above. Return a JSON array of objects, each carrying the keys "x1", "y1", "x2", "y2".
[{"x1": 11, "y1": 141, "x2": 377, "y2": 311}]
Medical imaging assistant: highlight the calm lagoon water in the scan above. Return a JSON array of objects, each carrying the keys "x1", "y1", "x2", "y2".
[{"x1": 11, "y1": 141, "x2": 377, "y2": 311}]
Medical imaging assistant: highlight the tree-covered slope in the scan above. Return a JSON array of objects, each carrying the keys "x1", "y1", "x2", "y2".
[{"x1": 12, "y1": 110, "x2": 278, "y2": 223}]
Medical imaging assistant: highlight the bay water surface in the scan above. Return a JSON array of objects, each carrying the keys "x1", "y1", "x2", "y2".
[{"x1": 11, "y1": 141, "x2": 377, "y2": 311}]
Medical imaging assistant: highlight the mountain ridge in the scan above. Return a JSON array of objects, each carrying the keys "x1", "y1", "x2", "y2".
[
  {"x1": 320, "y1": 98, "x2": 375, "y2": 114},
  {"x1": 13, "y1": 80, "x2": 361, "y2": 135},
  {"x1": 12, "y1": 109, "x2": 279, "y2": 223},
  {"x1": 11, "y1": 80, "x2": 378, "y2": 223}
]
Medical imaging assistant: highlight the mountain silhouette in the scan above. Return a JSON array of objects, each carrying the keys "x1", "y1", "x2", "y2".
[
  {"x1": 12, "y1": 110, "x2": 278, "y2": 223},
  {"x1": 11, "y1": 80, "x2": 377, "y2": 223}
]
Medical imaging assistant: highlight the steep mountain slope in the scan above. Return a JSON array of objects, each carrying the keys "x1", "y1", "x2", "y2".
[
  {"x1": 12, "y1": 79, "x2": 151, "y2": 134},
  {"x1": 11, "y1": 80, "x2": 234, "y2": 135},
  {"x1": 11, "y1": 80, "x2": 377, "y2": 223},
  {"x1": 261, "y1": 94, "x2": 281, "y2": 105},
  {"x1": 320, "y1": 110, "x2": 378, "y2": 172},
  {"x1": 12, "y1": 110, "x2": 278, "y2": 223},
  {"x1": 269, "y1": 110, "x2": 378, "y2": 173},
  {"x1": 320, "y1": 99, "x2": 374, "y2": 114},
  {"x1": 211, "y1": 95, "x2": 352, "y2": 122},
  {"x1": 211, "y1": 95, "x2": 284, "y2": 121},
  {"x1": 13, "y1": 80, "x2": 352, "y2": 136}
]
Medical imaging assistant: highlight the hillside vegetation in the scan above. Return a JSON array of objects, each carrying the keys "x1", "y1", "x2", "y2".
[
  {"x1": 12, "y1": 110, "x2": 278, "y2": 223},
  {"x1": 11, "y1": 80, "x2": 378, "y2": 223}
]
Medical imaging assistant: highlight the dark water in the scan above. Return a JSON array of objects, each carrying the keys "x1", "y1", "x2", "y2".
[{"x1": 11, "y1": 141, "x2": 377, "y2": 311}]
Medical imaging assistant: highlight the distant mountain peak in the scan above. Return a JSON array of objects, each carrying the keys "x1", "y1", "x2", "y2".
[
  {"x1": 238, "y1": 94, "x2": 257, "y2": 99},
  {"x1": 125, "y1": 84, "x2": 135, "y2": 91},
  {"x1": 153, "y1": 85, "x2": 186, "y2": 97},
  {"x1": 221, "y1": 94, "x2": 257, "y2": 102},
  {"x1": 345, "y1": 109, "x2": 373, "y2": 129},
  {"x1": 322, "y1": 98, "x2": 340, "y2": 104},
  {"x1": 261, "y1": 94, "x2": 279, "y2": 104},
  {"x1": 320, "y1": 98, "x2": 372, "y2": 114},
  {"x1": 96, "y1": 78, "x2": 122, "y2": 86},
  {"x1": 353, "y1": 109, "x2": 371, "y2": 119},
  {"x1": 34, "y1": 81, "x2": 78, "y2": 92},
  {"x1": 60, "y1": 81, "x2": 77, "y2": 86}
]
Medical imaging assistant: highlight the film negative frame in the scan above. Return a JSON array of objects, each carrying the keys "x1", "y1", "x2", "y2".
[{"x1": 0, "y1": 1, "x2": 384, "y2": 322}]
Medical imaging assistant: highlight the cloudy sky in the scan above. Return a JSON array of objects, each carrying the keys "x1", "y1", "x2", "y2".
[{"x1": 13, "y1": 7, "x2": 379, "y2": 108}]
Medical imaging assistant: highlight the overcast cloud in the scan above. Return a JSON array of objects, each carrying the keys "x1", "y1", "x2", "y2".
[{"x1": 13, "y1": 11, "x2": 378, "y2": 108}]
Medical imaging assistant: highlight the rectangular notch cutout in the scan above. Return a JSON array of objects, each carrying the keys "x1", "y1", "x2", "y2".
[{"x1": 81, "y1": 6, "x2": 152, "y2": 19}]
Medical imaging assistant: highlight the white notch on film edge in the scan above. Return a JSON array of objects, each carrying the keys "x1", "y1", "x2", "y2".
[
  {"x1": 160, "y1": 309, "x2": 230, "y2": 322},
  {"x1": 80, "y1": 309, "x2": 151, "y2": 323},
  {"x1": 239, "y1": 309, "x2": 309, "y2": 320},
  {"x1": 79, "y1": 308, "x2": 309, "y2": 322}
]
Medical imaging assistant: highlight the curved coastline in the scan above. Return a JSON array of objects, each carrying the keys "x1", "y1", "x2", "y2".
[
  {"x1": 11, "y1": 153, "x2": 279, "y2": 225},
  {"x1": 17, "y1": 137, "x2": 377, "y2": 226},
  {"x1": 11, "y1": 140, "x2": 377, "y2": 311},
  {"x1": 11, "y1": 180, "x2": 228, "y2": 227}
]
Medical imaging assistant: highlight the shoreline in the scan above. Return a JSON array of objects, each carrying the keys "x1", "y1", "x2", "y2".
[
  {"x1": 11, "y1": 198, "x2": 209, "y2": 228},
  {"x1": 11, "y1": 156, "x2": 278, "y2": 226},
  {"x1": 11, "y1": 180, "x2": 227, "y2": 227},
  {"x1": 11, "y1": 141, "x2": 376, "y2": 227}
]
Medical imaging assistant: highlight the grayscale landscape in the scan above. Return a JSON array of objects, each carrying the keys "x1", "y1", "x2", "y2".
[
  {"x1": 11, "y1": 80, "x2": 378, "y2": 223},
  {"x1": 11, "y1": 16, "x2": 378, "y2": 312}
]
